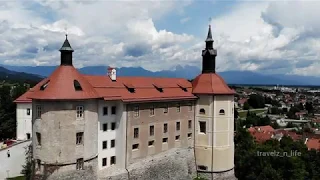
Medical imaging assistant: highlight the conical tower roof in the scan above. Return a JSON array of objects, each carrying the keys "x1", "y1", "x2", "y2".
[{"x1": 28, "y1": 36, "x2": 100, "y2": 100}]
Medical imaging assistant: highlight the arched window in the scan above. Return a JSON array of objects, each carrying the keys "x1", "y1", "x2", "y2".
[
  {"x1": 74, "y1": 80, "x2": 82, "y2": 91},
  {"x1": 199, "y1": 108, "x2": 205, "y2": 115},
  {"x1": 219, "y1": 109, "x2": 225, "y2": 115}
]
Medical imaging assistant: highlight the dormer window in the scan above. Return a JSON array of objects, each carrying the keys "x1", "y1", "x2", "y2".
[
  {"x1": 74, "y1": 80, "x2": 82, "y2": 91},
  {"x1": 40, "y1": 80, "x2": 50, "y2": 91},
  {"x1": 153, "y1": 84, "x2": 163, "y2": 93},
  {"x1": 219, "y1": 109, "x2": 225, "y2": 115},
  {"x1": 199, "y1": 108, "x2": 205, "y2": 115},
  {"x1": 177, "y1": 84, "x2": 188, "y2": 92},
  {"x1": 124, "y1": 83, "x2": 135, "y2": 93}
]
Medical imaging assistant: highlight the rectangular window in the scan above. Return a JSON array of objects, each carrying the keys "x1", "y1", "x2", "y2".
[
  {"x1": 134, "y1": 128, "x2": 139, "y2": 138},
  {"x1": 110, "y1": 156, "x2": 116, "y2": 165},
  {"x1": 36, "y1": 105, "x2": 41, "y2": 118},
  {"x1": 111, "y1": 106, "x2": 116, "y2": 114},
  {"x1": 111, "y1": 139, "x2": 115, "y2": 148},
  {"x1": 103, "y1": 123, "x2": 108, "y2": 131},
  {"x1": 175, "y1": 135, "x2": 180, "y2": 140},
  {"x1": 150, "y1": 125, "x2": 154, "y2": 136},
  {"x1": 76, "y1": 158, "x2": 84, "y2": 170},
  {"x1": 111, "y1": 122, "x2": 116, "y2": 130},
  {"x1": 164, "y1": 104, "x2": 168, "y2": 114},
  {"x1": 176, "y1": 122, "x2": 180, "y2": 131},
  {"x1": 150, "y1": 105, "x2": 155, "y2": 116},
  {"x1": 148, "y1": 140, "x2": 154, "y2": 146},
  {"x1": 162, "y1": 138, "x2": 168, "y2": 143},
  {"x1": 188, "y1": 120, "x2": 192, "y2": 129},
  {"x1": 27, "y1": 108, "x2": 31, "y2": 115},
  {"x1": 103, "y1": 141, "x2": 107, "y2": 149},
  {"x1": 36, "y1": 132, "x2": 41, "y2": 146},
  {"x1": 163, "y1": 123, "x2": 168, "y2": 133},
  {"x1": 199, "y1": 121, "x2": 206, "y2": 133},
  {"x1": 177, "y1": 103, "x2": 181, "y2": 112},
  {"x1": 133, "y1": 106, "x2": 139, "y2": 117},
  {"x1": 76, "y1": 132, "x2": 84, "y2": 145},
  {"x1": 103, "y1": 107, "x2": 108, "y2": 115},
  {"x1": 76, "y1": 106, "x2": 84, "y2": 118},
  {"x1": 132, "y1": 144, "x2": 139, "y2": 150},
  {"x1": 188, "y1": 133, "x2": 192, "y2": 138},
  {"x1": 102, "y1": 158, "x2": 107, "y2": 167},
  {"x1": 198, "y1": 165, "x2": 208, "y2": 171}
]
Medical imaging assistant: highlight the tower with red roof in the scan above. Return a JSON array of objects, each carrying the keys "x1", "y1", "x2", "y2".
[
  {"x1": 30, "y1": 35, "x2": 101, "y2": 176},
  {"x1": 193, "y1": 25, "x2": 236, "y2": 179}
]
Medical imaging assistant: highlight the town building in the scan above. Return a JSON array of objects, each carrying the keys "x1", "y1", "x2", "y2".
[{"x1": 14, "y1": 26, "x2": 235, "y2": 179}]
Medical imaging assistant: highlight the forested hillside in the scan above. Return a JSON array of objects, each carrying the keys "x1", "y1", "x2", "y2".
[{"x1": 0, "y1": 66, "x2": 42, "y2": 140}]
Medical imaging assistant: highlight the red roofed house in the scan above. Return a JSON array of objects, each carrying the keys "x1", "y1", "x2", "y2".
[
  {"x1": 306, "y1": 138, "x2": 320, "y2": 151},
  {"x1": 14, "y1": 26, "x2": 236, "y2": 179},
  {"x1": 248, "y1": 125, "x2": 275, "y2": 143}
]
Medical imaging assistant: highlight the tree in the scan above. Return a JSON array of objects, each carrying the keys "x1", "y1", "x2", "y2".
[
  {"x1": 243, "y1": 102, "x2": 250, "y2": 110},
  {"x1": 21, "y1": 144, "x2": 33, "y2": 180},
  {"x1": 305, "y1": 102, "x2": 314, "y2": 114},
  {"x1": 0, "y1": 84, "x2": 28, "y2": 140},
  {"x1": 234, "y1": 108, "x2": 239, "y2": 119},
  {"x1": 298, "y1": 103, "x2": 304, "y2": 111},
  {"x1": 247, "y1": 94, "x2": 265, "y2": 109},
  {"x1": 287, "y1": 107, "x2": 300, "y2": 120}
]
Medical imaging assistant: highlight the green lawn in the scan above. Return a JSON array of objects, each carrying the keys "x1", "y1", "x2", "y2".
[
  {"x1": 239, "y1": 109, "x2": 266, "y2": 118},
  {"x1": 7, "y1": 176, "x2": 25, "y2": 180}
]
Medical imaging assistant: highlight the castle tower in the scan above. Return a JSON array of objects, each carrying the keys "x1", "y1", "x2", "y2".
[
  {"x1": 192, "y1": 25, "x2": 236, "y2": 179},
  {"x1": 28, "y1": 35, "x2": 101, "y2": 178}
]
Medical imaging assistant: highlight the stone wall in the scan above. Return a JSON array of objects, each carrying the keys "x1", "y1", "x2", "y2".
[
  {"x1": 99, "y1": 147, "x2": 197, "y2": 180},
  {"x1": 42, "y1": 148, "x2": 237, "y2": 180},
  {"x1": 45, "y1": 157, "x2": 98, "y2": 180}
]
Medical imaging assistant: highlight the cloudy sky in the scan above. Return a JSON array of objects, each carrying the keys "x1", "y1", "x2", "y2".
[{"x1": 0, "y1": 0, "x2": 319, "y2": 76}]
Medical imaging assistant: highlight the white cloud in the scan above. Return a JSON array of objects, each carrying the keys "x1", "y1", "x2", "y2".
[
  {"x1": 0, "y1": 0, "x2": 196, "y2": 71},
  {"x1": 209, "y1": 1, "x2": 320, "y2": 76},
  {"x1": 1, "y1": 0, "x2": 320, "y2": 76}
]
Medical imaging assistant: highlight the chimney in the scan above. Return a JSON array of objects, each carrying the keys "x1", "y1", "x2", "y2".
[{"x1": 108, "y1": 67, "x2": 116, "y2": 81}]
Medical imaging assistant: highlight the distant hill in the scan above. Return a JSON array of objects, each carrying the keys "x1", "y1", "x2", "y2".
[
  {"x1": 0, "y1": 66, "x2": 42, "y2": 85},
  {"x1": 2, "y1": 65, "x2": 320, "y2": 86}
]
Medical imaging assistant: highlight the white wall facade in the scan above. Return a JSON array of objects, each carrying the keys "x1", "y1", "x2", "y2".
[
  {"x1": 97, "y1": 100, "x2": 126, "y2": 170},
  {"x1": 16, "y1": 103, "x2": 32, "y2": 140},
  {"x1": 194, "y1": 94, "x2": 234, "y2": 172}
]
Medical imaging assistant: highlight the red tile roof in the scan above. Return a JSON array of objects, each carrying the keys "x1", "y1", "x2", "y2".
[
  {"x1": 28, "y1": 66, "x2": 100, "y2": 100},
  {"x1": 253, "y1": 132, "x2": 273, "y2": 143},
  {"x1": 238, "y1": 98, "x2": 247, "y2": 105},
  {"x1": 192, "y1": 73, "x2": 235, "y2": 95},
  {"x1": 306, "y1": 138, "x2": 320, "y2": 151},
  {"x1": 85, "y1": 76, "x2": 197, "y2": 102},
  {"x1": 15, "y1": 72, "x2": 198, "y2": 103},
  {"x1": 13, "y1": 90, "x2": 33, "y2": 103},
  {"x1": 248, "y1": 125, "x2": 275, "y2": 133}
]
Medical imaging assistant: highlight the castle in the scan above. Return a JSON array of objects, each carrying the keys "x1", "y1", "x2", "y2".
[{"x1": 14, "y1": 25, "x2": 236, "y2": 179}]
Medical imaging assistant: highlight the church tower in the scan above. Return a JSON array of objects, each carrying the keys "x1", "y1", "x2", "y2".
[{"x1": 192, "y1": 25, "x2": 236, "y2": 179}]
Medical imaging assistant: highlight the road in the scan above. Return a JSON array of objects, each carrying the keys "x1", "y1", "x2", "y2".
[
  {"x1": 238, "y1": 108, "x2": 267, "y2": 112},
  {"x1": 0, "y1": 140, "x2": 31, "y2": 179}
]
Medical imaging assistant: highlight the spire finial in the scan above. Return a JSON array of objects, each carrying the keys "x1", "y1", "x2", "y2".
[
  {"x1": 64, "y1": 25, "x2": 68, "y2": 40},
  {"x1": 205, "y1": 18, "x2": 213, "y2": 42}
]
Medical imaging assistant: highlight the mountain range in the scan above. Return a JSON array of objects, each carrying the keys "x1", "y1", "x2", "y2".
[{"x1": 1, "y1": 64, "x2": 320, "y2": 86}]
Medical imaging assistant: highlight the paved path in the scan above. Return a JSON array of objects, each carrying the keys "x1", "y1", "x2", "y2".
[{"x1": 0, "y1": 140, "x2": 31, "y2": 179}]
